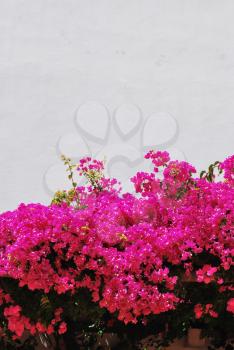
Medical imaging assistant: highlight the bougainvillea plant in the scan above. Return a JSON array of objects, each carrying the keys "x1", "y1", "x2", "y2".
[{"x1": 0, "y1": 151, "x2": 233, "y2": 349}]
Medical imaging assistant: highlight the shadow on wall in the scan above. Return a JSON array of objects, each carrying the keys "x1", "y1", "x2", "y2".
[{"x1": 44, "y1": 101, "x2": 185, "y2": 195}]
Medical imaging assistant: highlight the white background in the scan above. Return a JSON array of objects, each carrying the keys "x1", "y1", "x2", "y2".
[{"x1": 0, "y1": 0, "x2": 234, "y2": 212}]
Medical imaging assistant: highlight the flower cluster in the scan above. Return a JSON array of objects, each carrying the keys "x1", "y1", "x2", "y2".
[
  {"x1": 77, "y1": 157, "x2": 105, "y2": 175},
  {"x1": 194, "y1": 303, "x2": 218, "y2": 319},
  {"x1": 0, "y1": 151, "x2": 233, "y2": 346},
  {"x1": 0, "y1": 290, "x2": 66, "y2": 341},
  {"x1": 220, "y1": 155, "x2": 234, "y2": 186},
  {"x1": 144, "y1": 150, "x2": 170, "y2": 171},
  {"x1": 196, "y1": 265, "x2": 218, "y2": 284}
]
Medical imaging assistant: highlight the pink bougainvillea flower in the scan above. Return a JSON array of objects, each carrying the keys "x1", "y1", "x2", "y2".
[
  {"x1": 220, "y1": 155, "x2": 234, "y2": 186},
  {"x1": 194, "y1": 304, "x2": 203, "y2": 319},
  {"x1": 58, "y1": 321, "x2": 67, "y2": 334},
  {"x1": 227, "y1": 298, "x2": 234, "y2": 314},
  {"x1": 145, "y1": 150, "x2": 170, "y2": 171},
  {"x1": 196, "y1": 265, "x2": 218, "y2": 284}
]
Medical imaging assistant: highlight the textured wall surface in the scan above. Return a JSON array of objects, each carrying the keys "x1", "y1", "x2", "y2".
[{"x1": 0, "y1": 0, "x2": 234, "y2": 212}]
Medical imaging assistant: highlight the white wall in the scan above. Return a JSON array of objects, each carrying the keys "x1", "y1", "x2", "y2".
[{"x1": 0, "y1": 0, "x2": 234, "y2": 212}]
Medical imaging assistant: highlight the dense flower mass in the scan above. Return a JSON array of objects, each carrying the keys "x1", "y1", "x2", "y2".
[{"x1": 0, "y1": 151, "x2": 233, "y2": 347}]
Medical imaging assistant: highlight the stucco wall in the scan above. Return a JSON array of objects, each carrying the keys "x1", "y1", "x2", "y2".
[{"x1": 0, "y1": 0, "x2": 234, "y2": 212}]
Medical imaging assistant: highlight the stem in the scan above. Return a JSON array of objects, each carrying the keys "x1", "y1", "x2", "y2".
[{"x1": 61, "y1": 155, "x2": 80, "y2": 208}]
